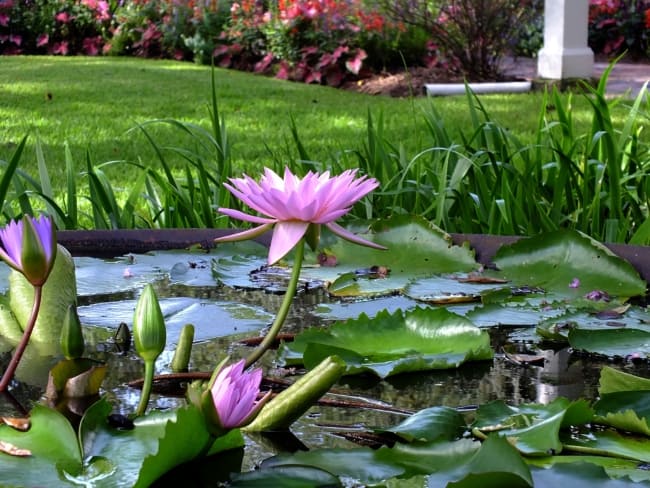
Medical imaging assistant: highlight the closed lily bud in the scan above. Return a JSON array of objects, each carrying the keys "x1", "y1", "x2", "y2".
[
  {"x1": 0, "y1": 215, "x2": 57, "y2": 287},
  {"x1": 171, "y1": 323, "x2": 194, "y2": 372},
  {"x1": 199, "y1": 358, "x2": 270, "y2": 436},
  {"x1": 132, "y1": 284, "x2": 166, "y2": 362},
  {"x1": 60, "y1": 304, "x2": 85, "y2": 360}
]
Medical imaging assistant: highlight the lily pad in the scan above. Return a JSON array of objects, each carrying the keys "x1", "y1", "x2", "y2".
[
  {"x1": 278, "y1": 307, "x2": 493, "y2": 378},
  {"x1": 568, "y1": 328, "x2": 650, "y2": 359},
  {"x1": 530, "y1": 461, "x2": 643, "y2": 487},
  {"x1": 563, "y1": 429, "x2": 650, "y2": 463},
  {"x1": 78, "y1": 297, "x2": 273, "y2": 344},
  {"x1": 313, "y1": 295, "x2": 418, "y2": 321},
  {"x1": 528, "y1": 456, "x2": 650, "y2": 484},
  {"x1": 472, "y1": 398, "x2": 593, "y2": 455},
  {"x1": 0, "y1": 403, "x2": 82, "y2": 486},
  {"x1": 492, "y1": 230, "x2": 646, "y2": 301},
  {"x1": 300, "y1": 216, "x2": 479, "y2": 298},
  {"x1": 593, "y1": 391, "x2": 650, "y2": 436},
  {"x1": 379, "y1": 405, "x2": 467, "y2": 442},
  {"x1": 598, "y1": 366, "x2": 650, "y2": 395},
  {"x1": 261, "y1": 436, "x2": 532, "y2": 487},
  {"x1": 405, "y1": 274, "x2": 506, "y2": 305},
  {"x1": 537, "y1": 306, "x2": 650, "y2": 342}
]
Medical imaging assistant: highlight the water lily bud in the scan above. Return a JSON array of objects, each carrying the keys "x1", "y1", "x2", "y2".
[
  {"x1": 199, "y1": 358, "x2": 269, "y2": 437},
  {"x1": 0, "y1": 215, "x2": 57, "y2": 287},
  {"x1": 171, "y1": 323, "x2": 194, "y2": 372},
  {"x1": 132, "y1": 284, "x2": 166, "y2": 362},
  {"x1": 60, "y1": 304, "x2": 85, "y2": 360}
]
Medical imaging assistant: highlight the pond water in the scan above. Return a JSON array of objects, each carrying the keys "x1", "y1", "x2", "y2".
[{"x1": 1, "y1": 243, "x2": 650, "y2": 473}]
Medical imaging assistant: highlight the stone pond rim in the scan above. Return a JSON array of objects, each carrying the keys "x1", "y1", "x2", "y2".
[{"x1": 57, "y1": 229, "x2": 650, "y2": 285}]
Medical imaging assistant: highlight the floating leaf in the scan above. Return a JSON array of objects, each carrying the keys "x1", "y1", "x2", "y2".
[
  {"x1": 379, "y1": 406, "x2": 466, "y2": 443},
  {"x1": 79, "y1": 297, "x2": 273, "y2": 344},
  {"x1": 405, "y1": 275, "x2": 499, "y2": 305},
  {"x1": 0, "y1": 404, "x2": 82, "y2": 486},
  {"x1": 530, "y1": 461, "x2": 642, "y2": 487},
  {"x1": 472, "y1": 398, "x2": 593, "y2": 455},
  {"x1": 304, "y1": 216, "x2": 479, "y2": 298},
  {"x1": 563, "y1": 429, "x2": 650, "y2": 463},
  {"x1": 492, "y1": 230, "x2": 646, "y2": 301},
  {"x1": 598, "y1": 366, "x2": 650, "y2": 395},
  {"x1": 593, "y1": 390, "x2": 650, "y2": 436},
  {"x1": 278, "y1": 307, "x2": 493, "y2": 378},
  {"x1": 261, "y1": 436, "x2": 532, "y2": 486},
  {"x1": 569, "y1": 328, "x2": 650, "y2": 359},
  {"x1": 230, "y1": 465, "x2": 342, "y2": 487},
  {"x1": 538, "y1": 307, "x2": 650, "y2": 342},
  {"x1": 444, "y1": 435, "x2": 533, "y2": 488},
  {"x1": 78, "y1": 397, "x2": 243, "y2": 487}
]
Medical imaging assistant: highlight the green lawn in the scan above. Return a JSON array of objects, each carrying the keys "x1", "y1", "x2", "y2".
[
  {"x1": 2, "y1": 55, "x2": 647, "y2": 240},
  {"x1": 1, "y1": 55, "x2": 589, "y2": 186}
]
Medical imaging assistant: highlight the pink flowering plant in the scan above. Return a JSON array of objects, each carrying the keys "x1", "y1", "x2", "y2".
[
  {"x1": 0, "y1": 0, "x2": 111, "y2": 55},
  {"x1": 0, "y1": 214, "x2": 57, "y2": 391},
  {"x1": 588, "y1": 0, "x2": 650, "y2": 58},
  {"x1": 215, "y1": 166, "x2": 385, "y2": 366}
]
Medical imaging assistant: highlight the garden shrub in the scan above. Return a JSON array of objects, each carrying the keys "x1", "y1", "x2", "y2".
[
  {"x1": 378, "y1": 0, "x2": 539, "y2": 81},
  {"x1": 0, "y1": 0, "x2": 111, "y2": 55},
  {"x1": 588, "y1": 0, "x2": 650, "y2": 59},
  {"x1": 2, "y1": 0, "x2": 649, "y2": 81},
  {"x1": 512, "y1": 0, "x2": 544, "y2": 58},
  {"x1": 213, "y1": 0, "x2": 394, "y2": 86}
]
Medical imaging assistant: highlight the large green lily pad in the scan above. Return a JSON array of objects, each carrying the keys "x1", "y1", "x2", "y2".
[
  {"x1": 492, "y1": 230, "x2": 646, "y2": 300},
  {"x1": 296, "y1": 215, "x2": 479, "y2": 298},
  {"x1": 278, "y1": 307, "x2": 493, "y2": 378}
]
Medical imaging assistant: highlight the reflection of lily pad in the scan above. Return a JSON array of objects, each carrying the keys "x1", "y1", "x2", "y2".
[{"x1": 278, "y1": 307, "x2": 493, "y2": 378}]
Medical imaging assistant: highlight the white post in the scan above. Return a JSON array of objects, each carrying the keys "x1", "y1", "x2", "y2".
[{"x1": 537, "y1": 0, "x2": 594, "y2": 79}]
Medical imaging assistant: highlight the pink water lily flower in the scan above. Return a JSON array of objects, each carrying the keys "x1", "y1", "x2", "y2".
[
  {"x1": 215, "y1": 167, "x2": 386, "y2": 264},
  {"x1": 210, "y1": 359, "x2": 266, "y2": 429},
  {"x1": 0, "y1": 215, "x2": 57, "y2": 286}
]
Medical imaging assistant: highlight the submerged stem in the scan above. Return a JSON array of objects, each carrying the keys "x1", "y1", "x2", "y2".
[
  {"x1": 245, "y1": 239, "x2": 305, "y2": 369},
  {"x1": 136, "y1": 359, "x2": 155, "y2": 417},
  {"x1": 0, "y1": 285, "x2": 43, "y2": 392}
]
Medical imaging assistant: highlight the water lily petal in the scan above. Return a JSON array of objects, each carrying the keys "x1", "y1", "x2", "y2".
[
  {"x1": 218, "y1": 208, "x2": 277, "y2": 225},
  {"x1": 31, "y1": 215, "x2": 55, "y2": 264},
  {"x1": 326, "y1": 221, "x2": 386, "y2": 250},
  {"x1": 214, "y1": 223, "x2": 273, "y2": 244},
  {"x1": 268, "y1": 221, "x2": 309, "y2": 264},
  {"x1": 0, "y1": 219, "x2": 23, "y2": 269}
]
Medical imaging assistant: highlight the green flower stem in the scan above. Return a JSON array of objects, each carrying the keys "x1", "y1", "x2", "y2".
[
  {"x1": 0, "y1": 285, "x2": 43, "y2": 392},
  {"x1": 245, "y1": 239, "x2": 304, "y2": 369},
  {"x1": 563, "y1": 444, "x2": 632, "y2": 459},
  {"x1": 136, "y1": 359, "x2": 155, "y2": 416}
]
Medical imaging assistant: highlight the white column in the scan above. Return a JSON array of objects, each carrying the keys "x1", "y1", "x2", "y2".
[{"x1": 537, "y1": 0, "x2": 594, "y2": 79}]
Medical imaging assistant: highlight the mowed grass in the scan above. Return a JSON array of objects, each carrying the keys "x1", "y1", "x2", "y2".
[{"x1": 0, "y1": 55, "x2": 607, "y2": 190}]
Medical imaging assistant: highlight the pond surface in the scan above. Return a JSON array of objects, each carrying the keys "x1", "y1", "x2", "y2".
[{"x1": 1, "y1": 243, "x2": 650, "y2": 473}]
